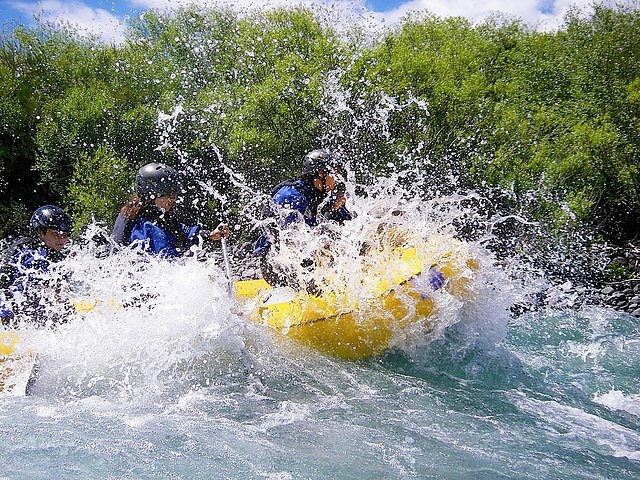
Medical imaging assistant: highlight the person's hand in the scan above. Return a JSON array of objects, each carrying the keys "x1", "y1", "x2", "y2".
[
  {"x1": 210, "y1": 223, "x2": 230, "y2": 241},
  {"x1": 331, "y1": 191, "x2": 346, "y2": 211}
]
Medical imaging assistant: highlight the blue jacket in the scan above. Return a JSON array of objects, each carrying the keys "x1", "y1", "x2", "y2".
[
  {"x1": 130, "y1": 217, "x2": 201, "y2": 258},
  {"x1": 113, "y1": 206, "x2": 202, "y2": 258},
  {"x1": 0, "y1": 237, "x2": 65, "y2": 321},
  {"x1": 253, "y1": 179, "x2": 351, "y2": 256}
]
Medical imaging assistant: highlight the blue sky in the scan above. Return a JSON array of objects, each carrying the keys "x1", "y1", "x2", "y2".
[{"x1": 0, "y1": 0, "x2": 605, "y2": 43}]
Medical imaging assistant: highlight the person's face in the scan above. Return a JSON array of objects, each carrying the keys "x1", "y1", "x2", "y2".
[
  {"x1": 38, "y1": 229, "x2": 70, "y2": 251},
  {"x1": 155, "y1": 193, "x2": 178, "y2": 212}
]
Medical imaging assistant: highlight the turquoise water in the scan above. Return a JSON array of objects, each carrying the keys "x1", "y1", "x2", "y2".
[
  {"x1": 0, "y1": 193, "x2": 638, "y2": 479},
  {"x1": 1, "y1": 258, "x2": 638, "y2": 479}
]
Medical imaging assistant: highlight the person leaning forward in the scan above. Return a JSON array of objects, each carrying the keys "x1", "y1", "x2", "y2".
[
  {"x1": 111, "y1": 162, "x2": 229, "y2": 258},
  {"x1": 0, "y1": 205, "x2": 74, "y2": 326},
  {"x1": 253, "y1": 149, "x2": 352, "y2": 287}
]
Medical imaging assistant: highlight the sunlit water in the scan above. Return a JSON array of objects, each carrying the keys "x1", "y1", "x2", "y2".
[{"x1": 1, "y1": 206, "x2": 638, "y2": 479}]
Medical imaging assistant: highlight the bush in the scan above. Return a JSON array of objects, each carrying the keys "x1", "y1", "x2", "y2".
[
  {"x1": 0, "y1": 3, "x2": 639, "y2": 246},
  {"x1": 66, "y1": 145, "x2": 133, "y2": 231}
]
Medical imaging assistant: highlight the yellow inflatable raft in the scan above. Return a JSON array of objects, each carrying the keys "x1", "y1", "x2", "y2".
[
  {"x1": 235, "y1": 235, "x2": 480, "y2": 359},
  {"x1": 0, "y1": 330, "x2": 37, "y2": 395},
  {"x1": 0, "y1": 234, "x2": 481, "y2": 394}
]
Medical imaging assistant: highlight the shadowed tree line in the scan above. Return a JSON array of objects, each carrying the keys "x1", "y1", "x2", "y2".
[{"x1": 1, "y1": 3, "x2": 638, "y2": 246}]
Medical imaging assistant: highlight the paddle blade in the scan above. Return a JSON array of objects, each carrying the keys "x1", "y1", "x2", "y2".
[{"x1": 1, "y1": 352, "x2": 37, "y2": 395}]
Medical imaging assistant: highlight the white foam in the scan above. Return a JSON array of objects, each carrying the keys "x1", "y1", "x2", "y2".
[
  {"x1": 594, "y1": 389, "x2": 640, "y2": 417},
  {"x1": 514, "y1": 393, "x2": 640, "y2": 462},
  {"x1": 24, "y1": 250, "x2": 246, "y2": 399},
  {"x1": 258, "y1": 400, "x2": 311, "y2": 432}
]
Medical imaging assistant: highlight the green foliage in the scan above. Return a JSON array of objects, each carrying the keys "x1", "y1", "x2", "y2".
[
  {"x1": 0, "y1": 201, "x2": 30, "y2": 238},
  {"x1": 223, "y1": 8, "x2": 344, "y2": 176},
  {"x1": 604, "y1": 262, "x2": 634, "y2": 282},
  {"x1": 483, "y1": 4, "x2": 640, "y2": 240},
  {"x1": 35, "y1": 85, "x2": 116, "y2": 193},
  {"x1": 66, "y1": 144, "x2": 133, "y2": 230},
  {"x1": 0, "y1": 3, "x2": 639, "y2": 245}
]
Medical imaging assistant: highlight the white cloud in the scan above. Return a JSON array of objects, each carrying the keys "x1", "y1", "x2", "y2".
[
  {"x1": 129, "y1": 0, "x2": 617, "y2": 39},
  {"x1": 367, "y1": 0, "x2": 616, "y2": 31},
  {"x1": 10, "y1": 0, "x2": 127, "y2": 43},
  {"x1": 129, "y1": 0, "x2": 303, "y2": 9},
  {"x1": 8, "y1": 0, "x2": 619, "y2": 44},
  {"x1": 129, "y1": 0, "x2": 612, "y2": 30}
]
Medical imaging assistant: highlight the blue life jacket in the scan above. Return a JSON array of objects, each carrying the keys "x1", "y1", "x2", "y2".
[
  {"x1": 0, "y1": 302, "x2": 13, "y2": 322},
  {"x1": 125, "y1": 206, "x2": 202, "y2": 258},
  {"x1": 0, "y1": 236, "x2": 64, "y2": 321},
  {"x1": 253, "y1": 179, "x2": 351, "y2": 256},
  {"x1": 1, "y1": 237, "x2": 59, "y2": 293}
]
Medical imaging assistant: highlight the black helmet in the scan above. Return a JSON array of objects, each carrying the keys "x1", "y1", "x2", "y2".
[
  {"x1": 302, "y1": 149, "x2": 342, "y2": 175},
  {"x1": 135, "y1": 162, "x2": 182, "y2": 200},
  {"x1": 29, "y1": 205, "x2": 73, "y2": 235}
]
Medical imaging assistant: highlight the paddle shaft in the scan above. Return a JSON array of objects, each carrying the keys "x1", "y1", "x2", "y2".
[{"x1": 221, "y1": 237, "x2": 233, "y2": 293}]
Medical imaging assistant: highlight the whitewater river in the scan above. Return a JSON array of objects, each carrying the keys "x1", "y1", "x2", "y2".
[{"x1": 0, "y1": 238, "x2": 638, "y2": 480}]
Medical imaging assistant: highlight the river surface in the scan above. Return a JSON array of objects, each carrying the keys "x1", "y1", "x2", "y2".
[{"x1": 1, "y1": 245, "x2": 638, "y2": 480}]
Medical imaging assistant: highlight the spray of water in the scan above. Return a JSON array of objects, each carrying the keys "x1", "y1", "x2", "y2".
[{"x1": 2, "y1": 31, "x2": 598, "y2": 401}]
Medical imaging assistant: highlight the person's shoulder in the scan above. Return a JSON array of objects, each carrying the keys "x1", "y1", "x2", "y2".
[
  {"x1": 274, "y1": 183, "x2": 305, "y2": 202},
  {"x1": 7, "y1": 236, "x2": 38, "y2": 258},
  {"x1": 9, "y1": 236, "x2": 34, "y2": 248}
]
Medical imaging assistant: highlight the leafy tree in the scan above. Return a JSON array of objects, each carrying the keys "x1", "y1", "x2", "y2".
[
  {"x1": 66, "y1": 144, "x2": 133, "y2": 230},
  {"x1": 1, "y1": 2, "x2": 639, "y2": 248}
]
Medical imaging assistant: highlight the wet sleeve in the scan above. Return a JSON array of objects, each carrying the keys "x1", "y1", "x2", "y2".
[
  {"x1": 335, "y1": 206, "x2": 352, "y2": 222},
  {"x1": 181, "y1": 224, "x2": 202, "y2": 243},
  {"x1": 112, "y1": 214, "x2": 134, "y2": 246},
  {"x1": 0, "y1": 262, "x2": 16, "y2": 290},
  {"x1": 273, "y1": 188, "x2": 307, "y2": 226},
  {"x1": 0, "y1": 302, "x2": 13, "y2": 323}
]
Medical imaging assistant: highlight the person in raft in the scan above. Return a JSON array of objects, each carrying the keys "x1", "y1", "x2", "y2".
[
  {"x1": 253, "y1": 148, "x2": 352, "y2": 287},
  {"x1": 0, "y1": 205, "x2": 74, "y2": 326},
  {"x1": 112, "y1": 162, "x2": 230, "y2": 257}
]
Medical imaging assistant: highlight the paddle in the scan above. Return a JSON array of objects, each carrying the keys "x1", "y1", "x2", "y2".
[
  {"x1": 0, "y1": 331, "x2": 38, "y2": 395},
  {"x1": 220, "y1": 237, "x2": 234, "y2": 294}
]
